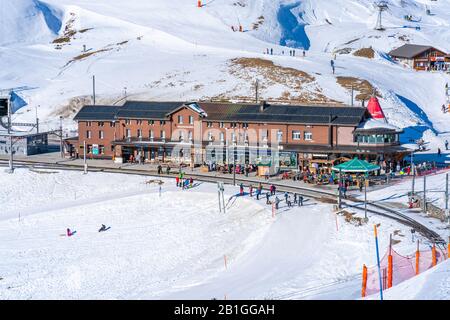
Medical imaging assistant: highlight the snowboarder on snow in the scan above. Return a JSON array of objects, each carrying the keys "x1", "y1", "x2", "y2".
[
  {"x1": 438, "y1": 148, "x2": 442, "y2": 157},
  {"x1": 67, "y1": 228, "x2": 76, "y2": 237}
]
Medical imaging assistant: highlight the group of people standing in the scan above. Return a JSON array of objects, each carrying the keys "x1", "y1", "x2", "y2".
[
  {"x1": 239, "y1": 183, "x2": 304, "y2": 209},
  {"x1": 264, "y1": 48, "x2": 306, "y2": 57},
  {"x1": 175, "y1": 172, "x2": 194, "y2": 190}
]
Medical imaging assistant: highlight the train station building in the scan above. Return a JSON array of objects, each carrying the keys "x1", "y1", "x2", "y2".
[{"x1": 66, "y1": 100, "x2": 411, "y2": 172}]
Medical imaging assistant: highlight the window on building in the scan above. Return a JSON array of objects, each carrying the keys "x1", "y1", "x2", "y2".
[
  {"x1": 188, "y1": 131, "x2": 193, "y2": 141},
  {"x1": 304, "y1": 132, "x2": 313, "y2": 141},
  {"x1": 86, "y1": 130, "x2": 91, "y2": 139},
  {"x1": 160, "y1": 131, "x2": 166, "y2": 140},
  {"x1": 125, "y1": 119, "x2": 131, "y2": 125},
  {"x1": 231, "y1": 133, "x2": 236, "y2": 142},
  {"x1": 178, "y1": 115, "x2": 183, "y2": 124},
  {"x1": 179, "y1": 132, "x2": 185, "y2": 141},
  {"x1": 99, "y1": 145, "x2": 105, "y2": 155},
  {"x1": 99, "y1": 131, "x2": 104, "y2": 139},
  {"x1": 149, "y1": 130, "x2": 154, "y2": 140},
  {"x1": 86, "y1": 121, "x2": 92, "y2": 127},
  {"x1": 87, "y1": 145, "x2": 93, "y2": 154},
  {"x1": 292, "y1": 131, "x2": 301, "y2": 140},
  {"x1": 136, "y1": 120, "x2": 142, "y2": 125},
  {"x1": 207, "y1": 122, "x2": 213, "y2": 128},
  {"x1": 219, "y1": 122, "x2": 224, "y2": 128},
  {"x1": 207, "y1": 131, "x2": 213, "y2": 141},
  {"x1": 148, "y1": 120, "x2": 154, "y2": 125},
  {"x1": 189, "y1": 116, "x2": 194, "y2": 125},
  {"x1": 220, "y1": 132, "x2": 224, "y2": 142},
  {"x1": 137, "y1": 129, "x2": 142, "y2": 138},
  {"x1": 277, "y1": 130, "x2": 283, "y2": 142},
  {"x1": 160, "y1": 120, "x2": 166, "y2": 125},
  {"x1": 126, "y1": 129, "x2": 131, "y2": 138},
  {"x1": 261, "y1": 130, "x2": 268, "y2": 141},
  {"x1": 110, "y1": 122, "x2": 115, "y2": 127},
  {"x1": 98, "y1": 121, "x2": 104, "y2": 127},
  {"x1": 243, "y1": 123, "x2": 249, "y2": 129}
]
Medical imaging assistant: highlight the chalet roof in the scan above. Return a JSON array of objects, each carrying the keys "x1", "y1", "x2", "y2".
[
  {"x1": 388, "y1": 44, "x2": 443, "y2": 59},
  {"x1": 197, "y1": 102, "x2": 367, "y2": 125},
  {"x1": 73, "y1": 105, "x2": 119, "y2": 121}
]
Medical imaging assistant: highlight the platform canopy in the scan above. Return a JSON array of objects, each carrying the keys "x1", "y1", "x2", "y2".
[{"x1": 332, "y1": 157, "x2": 380, "y2": 173}]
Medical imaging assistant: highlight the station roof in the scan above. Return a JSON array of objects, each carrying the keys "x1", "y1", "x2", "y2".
[
  {"x1": 73, "y1": 101, "x2": 369, "y2": 126},
  {"x1": 73, "y1": 105, "x2": 119, "y2": 121}
]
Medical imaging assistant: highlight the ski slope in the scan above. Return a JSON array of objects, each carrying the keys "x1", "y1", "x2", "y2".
[
  {"x1": 0, "y1": 168, "x2": 445, "y2": 299},
  {"x1": 1, "y1": 0, "x2": 450, "y2": 152}
]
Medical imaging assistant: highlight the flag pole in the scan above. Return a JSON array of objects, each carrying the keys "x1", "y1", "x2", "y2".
[{"x1": 374, "y1": 224, "x2": 384, "y2": 300}]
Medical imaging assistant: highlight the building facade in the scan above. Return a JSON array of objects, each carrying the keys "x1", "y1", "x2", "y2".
[
  {"x1": 389, "y1": 44, "x2": 449, "y2": 71},
  {"x1": 67, "y1": 101, "x2": 410, "y2": 170}
]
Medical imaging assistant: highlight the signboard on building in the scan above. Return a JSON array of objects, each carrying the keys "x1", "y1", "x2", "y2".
[
  {"x1": 0, "y1": 98, "x2": 7, "y2": 117},
  {"x1": 279, "y1": 152, "x2": 297, "y2": 169},
  {"x1": 92, "y1": 144, "x2": 99, "y2": 155}
]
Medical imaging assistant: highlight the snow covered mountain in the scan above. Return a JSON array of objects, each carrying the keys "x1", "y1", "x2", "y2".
[{"x1": 1, "y1": 0, "x2": 450, "y2": 150}]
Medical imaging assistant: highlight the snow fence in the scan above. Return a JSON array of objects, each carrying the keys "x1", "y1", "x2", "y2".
[{"x1": 362, "y1": 244, "x2": 448, "y2": 298}]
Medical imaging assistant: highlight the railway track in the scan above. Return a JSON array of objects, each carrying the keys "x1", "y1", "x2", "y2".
[{"x1": 0, "y1": 159, "x2": 446, "y2": 246}]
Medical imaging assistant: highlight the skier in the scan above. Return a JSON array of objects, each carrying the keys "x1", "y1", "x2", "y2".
[
  {"x1": 294, "y1": 193, "x2": 298, "y2": 204},
  {"x1": 438, "y1": 148, "x2": 442, "y2": 157},
  {"x1": 166, "y1": 166, "x2": 171, "y2": 175},
  {"x1": 176, "y1": 176, "x2": 180, "y2": 187},
  {"x1": 284, "y1": 192, "x2": 289, "y2": 203},
  {"x1": 190, "y1": 177, "x2": 194, "y2": 188},
  {"x1": 266, "y1": 192, "x2": 270, "y2": 205},
  {"x1": 239, "y1": 183, "x2": 244, "y2": 196},
  {"x1": 331, "y1": 60, "x2": 335, "y2": 74},
  {"x1": 298, "y1": 195, "x2": 304, "y2": 207},
  {"x1": 302, "y1": 50, "x2": 305, "y2": 57},
  {"x1": 445, "y1": 140, "x2": 449, "y2": 150},
  {"x1": 249, "y1": 184, "x2": 253, "y2": 197},
  {"x1": 275, "y1": 196, "x2": 280, "y2": 209},
  {"x1": 270, "y1": 48, "x2": 273, "y2": 55},
  {"x1": 66, "y1": 228, "x2": 76, "y2": 237},
  {"x1": 442, "y1": 104, "x2": 446, "y2": 113},
  {"x1": 157, "y1": 165, "x2": 162, "y2": 175},
  {"x1": 98, "y1": 224, "x2": 110, "y2": 232},
  {"x1": 293, "y1": 49, "x2": 296, "y2": 57}
]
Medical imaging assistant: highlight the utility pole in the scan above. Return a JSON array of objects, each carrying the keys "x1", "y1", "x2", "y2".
[
  {"x1": 445, "y1": 173, "x2": 449, "y2": 212},
  {"x1": 411, "y1": 151, "x2": 415, "y2": 196},
  {"x1": 338, "y1": 168, "x2": 342, "y2": 209},
  {"x1": 59, "y1": 116, "x2": 64, "y2": 158},
  {"x1": 255, "y1": 79, "x2": 259, "y2": 104},
  {"x1": 92, "y1": 75, "x2": 96, "y2": 105},
  {"x1": 35, "y1": 105, "x2": 39, "y2": 134},
  {"x1": 7, "y1": 95, "x2": 14, "y2": 173},
  {"x1": 364, "y1": 176, "x2": 368, "y2": 220},
  {"x1": 233, "y1": 150, "x2": 236, "y2": 186},
  {"x1": 423, "y1": 175, "x2": 427, "y2": 214},
  {"x1": 351, "y1": 85, "x2": 354, "y2": 107},
  {"x1": 83, "y1": 140, "x2": 88, "y2": 174}
]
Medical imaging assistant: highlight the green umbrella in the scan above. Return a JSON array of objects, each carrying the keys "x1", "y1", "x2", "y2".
[{"x1": 332, "y1": 157, "x2": 380, "y2": 173}]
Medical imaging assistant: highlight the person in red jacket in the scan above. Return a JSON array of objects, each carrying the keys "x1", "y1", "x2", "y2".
[{"x1": 176, "y1": 176, "x2": 180, "y2": 187}]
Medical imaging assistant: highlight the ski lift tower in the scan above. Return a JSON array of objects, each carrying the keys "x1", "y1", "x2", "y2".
[{"x1": 374, "y1": 1, "x2": 389, "y2": 31}]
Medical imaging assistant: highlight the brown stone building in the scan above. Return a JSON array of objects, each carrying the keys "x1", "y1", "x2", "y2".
[
  {"x1": 389, "y1": 44, "x2": 448, "y2": 71},
  {"x1": 67, "y1": 100, "x2": 410, "y2": 170}
]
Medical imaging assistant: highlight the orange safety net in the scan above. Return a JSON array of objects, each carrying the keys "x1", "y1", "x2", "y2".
[{"x1": 364, "y1": 246, "x2": 446, "y2": 297}]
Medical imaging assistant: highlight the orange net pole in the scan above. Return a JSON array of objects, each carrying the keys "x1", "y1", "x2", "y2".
[
  {"x1": 432, "y1": 243, "x2": 437, "y2": 267},
  {"x1": 362, "y1": 264, "x2": 368, "y2": 298},
  {"x1": 387, "y1": 254, "x2": 393, "y2": 288},
  {"x1": 198, "y1": 0, "x2": 202, "y2": 8},
  {"x1": 415, "y1": 250, "x2": 420, "y2": 275}
]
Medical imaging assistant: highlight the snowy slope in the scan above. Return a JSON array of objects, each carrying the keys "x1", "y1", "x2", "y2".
[
  {"x1": 1, "y1": 0, "x2": 450, "y2": 151},
  {"x1": 0, "y1": 168, "x2": 440, "y2": 299}
]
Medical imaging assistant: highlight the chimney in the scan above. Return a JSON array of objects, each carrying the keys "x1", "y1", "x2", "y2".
[{"x1": 260, "y1": 100, "x2": 268, "y2": 112}]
